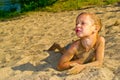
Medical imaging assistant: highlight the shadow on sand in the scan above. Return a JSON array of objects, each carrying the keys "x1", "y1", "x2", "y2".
[{"x1": 12, "y1": 50, "x2": 62, "y2": 72}]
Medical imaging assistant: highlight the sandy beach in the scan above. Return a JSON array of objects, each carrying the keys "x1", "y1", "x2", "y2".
[{"x1": 0, "y1": 5, "x2": 120, "y2": 80}]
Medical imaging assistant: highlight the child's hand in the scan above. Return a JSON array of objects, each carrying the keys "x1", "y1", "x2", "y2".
[{"x1": 67, "y1": 63, "x2": 85, "y2": 75}]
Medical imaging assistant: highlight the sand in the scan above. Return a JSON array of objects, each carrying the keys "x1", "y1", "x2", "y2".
[{"x1": 0, "y1": 5, "x2": 120, "y2": 80}]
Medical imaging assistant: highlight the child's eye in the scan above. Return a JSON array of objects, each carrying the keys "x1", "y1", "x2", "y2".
[
  {"x1": 76, "y1": 23, "x2": 79, "y2": 25},
  {"x1": 82, "y1": 22, "x2": 87, "y2": 25},
  {"x1": 82, "y1": 22, "x2": 85, "y2": 25}
]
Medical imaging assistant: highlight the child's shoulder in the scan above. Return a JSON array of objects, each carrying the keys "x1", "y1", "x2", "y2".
[
  {"x1": 71, "y1": 39, "x2": 83, "y2": 49},
  {"x1": 70, "y1": 39, "x2": 80, "y2": 47},
  {"x1": 72, "y1": 39, "x2": 81, "y2": 44},
  {"x1": 98, "y1": 36, "x2": 105, "y2": 43},
  {"x1": 95, "y1": 36, "x2": 105, "y2": 49}
]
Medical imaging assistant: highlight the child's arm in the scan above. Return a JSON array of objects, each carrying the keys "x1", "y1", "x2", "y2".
[
  {"x1": 85, "y1": 37, "x2": 105, "y2": 67},
  {"x1": 68, "y1": 37, "x2": 105, "y2": 74},
  {"x1": 57, "y1": 43, "x2": 79, "y2": 70}
]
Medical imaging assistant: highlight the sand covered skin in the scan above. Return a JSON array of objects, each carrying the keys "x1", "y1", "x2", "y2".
[{"x1": 0, "y1": 5, "x2": 120, "y2": 80}]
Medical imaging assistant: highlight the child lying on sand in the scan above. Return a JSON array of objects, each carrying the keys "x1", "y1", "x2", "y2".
[{"x1": 48, "y1": 12, "x2": 105, "y2": 74}]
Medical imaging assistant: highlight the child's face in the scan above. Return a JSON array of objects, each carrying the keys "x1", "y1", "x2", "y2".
[{"x1": 75, "y1": 14, "x2": 96, "y2": 38}]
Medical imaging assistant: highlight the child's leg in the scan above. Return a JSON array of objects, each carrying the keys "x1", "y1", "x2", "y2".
[
  {"x1": 48, "y1": 43, "x2": 59, "y2": 51},
  {"x1": 48, "y1": 43, "x2": 66, "y2": 54}
]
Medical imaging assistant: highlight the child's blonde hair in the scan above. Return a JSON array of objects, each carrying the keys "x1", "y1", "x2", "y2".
[{"x1": 76, "y1": 12, "x2": 102, "y2": 32}]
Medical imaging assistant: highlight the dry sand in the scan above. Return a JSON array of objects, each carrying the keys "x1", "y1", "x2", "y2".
[{"x1": 0, "y1": 5, "x2": 120, "y2": 80}]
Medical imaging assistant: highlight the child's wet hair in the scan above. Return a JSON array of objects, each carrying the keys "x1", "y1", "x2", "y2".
[{"x1": 76, "y1": 12, "x2": 102, "y2": 32}]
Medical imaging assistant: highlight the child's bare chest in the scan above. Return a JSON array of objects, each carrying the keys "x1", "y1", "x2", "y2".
[{"x1": 74, "y1": 45, "x2": 95, "y2": 64}]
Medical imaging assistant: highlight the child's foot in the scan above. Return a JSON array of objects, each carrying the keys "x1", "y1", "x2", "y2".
[{"x1": 48, "y1": 43, "x2": 59, "y2": 51}]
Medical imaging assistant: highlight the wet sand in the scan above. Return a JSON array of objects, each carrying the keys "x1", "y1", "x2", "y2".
[{"x1": 0, "y1": 5, "x2": 120, "y2": 80}]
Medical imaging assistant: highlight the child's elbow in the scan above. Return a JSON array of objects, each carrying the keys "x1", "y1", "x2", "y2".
[
  {"x1": 97, "y1": 61, "x2": 103, "y2": 67},
  {"x1": 57, "y1": 62, "x2": 69, "y2": 71},
  {"x1": 57, "y1": 65, "x2": 64, "y2": 71}
]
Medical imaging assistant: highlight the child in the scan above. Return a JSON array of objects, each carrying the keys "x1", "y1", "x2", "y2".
[{"x1": 48, "y1": 12, "x2": 105, "y2": 74}]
